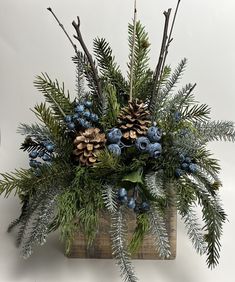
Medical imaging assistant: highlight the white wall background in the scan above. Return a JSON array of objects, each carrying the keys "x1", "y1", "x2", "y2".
[{"x1": 0, "y1": 0, "x2": 235, "y2": 281}]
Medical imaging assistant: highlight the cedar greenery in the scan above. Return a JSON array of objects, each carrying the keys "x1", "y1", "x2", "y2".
[{"x1": 0, "y1": 2, "x2": 234, "y2": 282}]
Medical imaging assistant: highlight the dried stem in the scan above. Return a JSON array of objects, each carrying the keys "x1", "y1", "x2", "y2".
[
  {"x1": 150, "y1": 8, "x2": 171, "y2": 105},
  {"x1": 72, "y1": 17, "x2": 102, "y2": 101},
  {"x1": 129, "y1": 0, "x2": 137, "y2": 102},
  {"x1": 47, "y1": 7, "x2": 78, "y2": 54},
  {"x1": 160, "y1": 0, "x2": 182, "y2": 81}
]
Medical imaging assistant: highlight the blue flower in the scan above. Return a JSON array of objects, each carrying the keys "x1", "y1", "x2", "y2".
[
  {"x1": 75, "y1": 104, "x2": 85, "y2": 113},
  {"x1": 135, "y1": 137, "x2": 150, "y2": 152},
  {"x1": 84, "y1": 100, "x2": 93, "y2": 108},
  {"x1": 107, "y1": 128, "x2": 122, "y2": 144},
  {"x1": 189, "y1": 163, "x2": 197, "y2": 173},
  {"x1": 147, "y1": 126, "x2": 162, "y2": 142},
  {"x1": 148, "y1": 142, "x2": 162, "y2": 158},
  {"x1": 64, "y1": 115, "x2": 72, "y2": 123},
  {"x1": 108, "y1": 144, "x2": 121, "y2": 156}
]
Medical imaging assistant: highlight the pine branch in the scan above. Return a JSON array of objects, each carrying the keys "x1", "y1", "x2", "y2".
[
  {"x1": 129, "y1": 213, "x2": 149, "y2": 254},
  {"x1": 185, "y1": 177, "x2": 227, "y2": 268},
  {"x1": 57, "y1": 190, "x2": 78, "y2": 254},
  {"x1": 17, "y1": 123, "x2": 52, "y2": 142},
  {"x1": 182, "y1": 103, "x2": 211, "y2": 123},
  {"x1": 148, "y1": 206, "x2": 171, "y2": 259},
  {"x1": 93, "y1": 38, "x2": 127, "y2": 94},
  {"x1": 110, "y1": 208, "x2": 138, "y2": 282},
  {"x1": 180, "y1": 206, "x2": 207, "y2": 255},
  {"x1": 21, "y1": 186, "x2": 60, "y2": 258},
  {"x1": 128, "y1": 20, "x2": 150, "y2": 99},
  {"x1": 0, "y1": 169, "x2": 33, "y2": 198},
  {"x1": 102, "y1": 184, "x2": 118, "y2": 213},
  {"x1": 34, "y1": 73, "x2": 73, "y2": 120},
  {"x1": 144, "y1": 170, "x2": 165, "y2": 199},
  {"x1": 150, "y1": 58, "x2": 187, "y2": 118},
  {"x1": 195, "y1": 120, "x2": 235, "y2": 143},
  {"x1": 101, "y1": 84, "x2": 120, "y2": 128}
]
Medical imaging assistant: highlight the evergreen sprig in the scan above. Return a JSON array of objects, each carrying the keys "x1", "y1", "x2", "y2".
[
  {"x1": 34, "y1": 73, "x2": 73, "y2": 120},
  {"x1": 128, "y1": 20, "x2": 151, "y2": 98},
  {"x1": 93, "y1": 38, "x2": 127, "y2": 94}
]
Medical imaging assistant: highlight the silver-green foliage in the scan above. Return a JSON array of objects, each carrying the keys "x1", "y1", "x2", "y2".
[{"x1": 110, "y1": 208, "x2": 138, "y2": 282}]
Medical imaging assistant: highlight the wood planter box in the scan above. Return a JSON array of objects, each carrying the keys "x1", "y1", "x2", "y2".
[{"x1": 67, "y1": 204, "x2": 177, "y2": 260}]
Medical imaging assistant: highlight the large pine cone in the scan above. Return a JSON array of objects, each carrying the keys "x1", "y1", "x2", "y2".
[
  {"x1": 73, "y1": 128, "x2": 106, "y2": 166},
  {"x1": 118, "y1": 99, "x2": 151, "y2": 140}
]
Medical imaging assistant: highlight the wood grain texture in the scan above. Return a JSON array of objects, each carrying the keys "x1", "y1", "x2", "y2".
[{"x1": 67, "y1": 203, "x2": 177, "y2": 260}]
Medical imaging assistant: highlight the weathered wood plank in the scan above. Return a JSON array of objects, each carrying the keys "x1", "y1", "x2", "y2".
[{"x1": 67, "y1": 204, "x2": 177, "y2": 259}]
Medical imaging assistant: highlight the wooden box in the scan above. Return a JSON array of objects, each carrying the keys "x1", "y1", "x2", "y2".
[{"x1": 67, "y1": 204, "x2": 177, "y2": 259}]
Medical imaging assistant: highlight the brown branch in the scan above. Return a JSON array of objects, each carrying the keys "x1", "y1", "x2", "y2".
[
  {"x1": 150, "y1": 8, "x2": 172, "y2": 104},
  {"x1": 72, "y1": 17, "x2": 102, "y2": 101},
  {"x1": 160, "y1": 0, "x2": 182, "y2": 81},
  {"x1": 47, "y1": 7, "x2": 78, "y2": 54}
]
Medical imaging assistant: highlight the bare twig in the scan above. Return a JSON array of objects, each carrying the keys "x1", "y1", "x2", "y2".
[
  {"x1": 47, "y1": 7, "x2": 78, "y2": 54},
  {"x1": 72, "y1": 17, "x2": 102, "y2": 102},
  {"x1": 160, "y1": 0, "x2": 182, "y2": 81},
  {"x1": 129, "y1": 0, "x2": 137, "y2": 102},
  {"x1": 150, "y1": 8, "x2": 171, "y2": 107}
]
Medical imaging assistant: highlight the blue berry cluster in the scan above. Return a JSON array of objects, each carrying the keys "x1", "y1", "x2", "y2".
[
  {"x1": 175, "y1": 154, "x2": 197, "y2": 177},
  {"x1": 135, "y1": 125, "x2": 162, "y2": 158},
  {"x1": 64, "y1": 100, "x2": 99, "y2": 131},
  {"x1": 107, "y1": 128, "x2": 123, "y2": 156},
  {"x1": 117, "y1": 188, "x2": 150, "y2": 213},
  {"x1": 28, "y1": 140, "x2": 55, "y2": 176}
]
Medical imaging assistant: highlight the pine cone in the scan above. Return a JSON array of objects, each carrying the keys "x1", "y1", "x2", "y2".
[
  {"x1": 118, "y1": 99, "x2": 151, "y2": 140},
  {"x1": 73, "y1": 128, "x2": 106, "y2": 166}
]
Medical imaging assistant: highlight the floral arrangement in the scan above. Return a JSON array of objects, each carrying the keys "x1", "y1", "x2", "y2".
[{"x1": 0, "y1": 1, "x2": 234, "y2": 281}]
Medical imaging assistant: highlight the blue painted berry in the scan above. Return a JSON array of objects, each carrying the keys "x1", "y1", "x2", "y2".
[
  {"x1": 118, "y1": 188, "x2": 127, "y2": 198},
  {"x1": 42, "y1": 154, "x2": 52, "y2": 162},
  {"x1": 45, "y1": 143, "x2": 55, "y2": 153},
  {"x1": 179, "y1": 153, "x2": 185, "y2": 162},
  {"x1": 141, "y1": 202, "x2": 150, "y2": 212},
  {"x1": 175, "y1": 168, "x2": 183, "y2": 178},
  {"x1": 120, "y1": 195, "x2": 128, "y2": 204},
  {"x1": 127, "y1": 197, "x2": 136, "y2": 209},
  {"x1": 185, "y1": 157, "x2": 192, "y2": 164},
  {"x1": 181, "y1": 162, "x2": 189, "y2": 171},
  {"x1": 135, "y1": 137, "x2": 150, "y2": 152},
  {"x1": 73, "y1": 113, "x2": 80, "y2": 121},
  {"x1": 189, "y1": 163, "x2": 197, "y2": 173},
  {"x1": 29, "y1": 159, "x2": 38, "y2": 168},
  {"x1": 38, "y1": 151, "x2": 44, "y2": 157},
  {"x1": 64, "y1": 115, "x2": 72, "y2": 123},
  {"x1": 77, "y1": 118, "x2": 86, "y2": 127},
  {"x1": 90, "y1": 113, "x2": 99, "y2": 123},
  {"x1": 83, "y1": 111, "x2": 91, "y2": 119},
  {"x1": 147, "y1": 126, "x2": 162, "y2": 142},
  {"x1": 83, "y1": 121, "x2": 92, "y2": 128},
  {"x1": 67, "y1": 122, "x2": 76, "y2": 130},
  {"x1": 75, "y1": 104, "x2": 85, "y2": 113},
  {"x1": 108, "y1": 144, "x2": 121, "y2": 156},
  {"x1": 84, "y1": 100, "x2": 93, "y2": 108},
  {"x1": 107, "y1": 128, "x2": 122, "y2": 144},
  {"x1": 29, "y1": 150, "x2": 38, "y2": 159},
  {"x1": 34, "y1": 168, "x2": 41, "y2": 177},
  {"x1": 148, "y1": 143, "x2": 162, "y2": 158}
]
